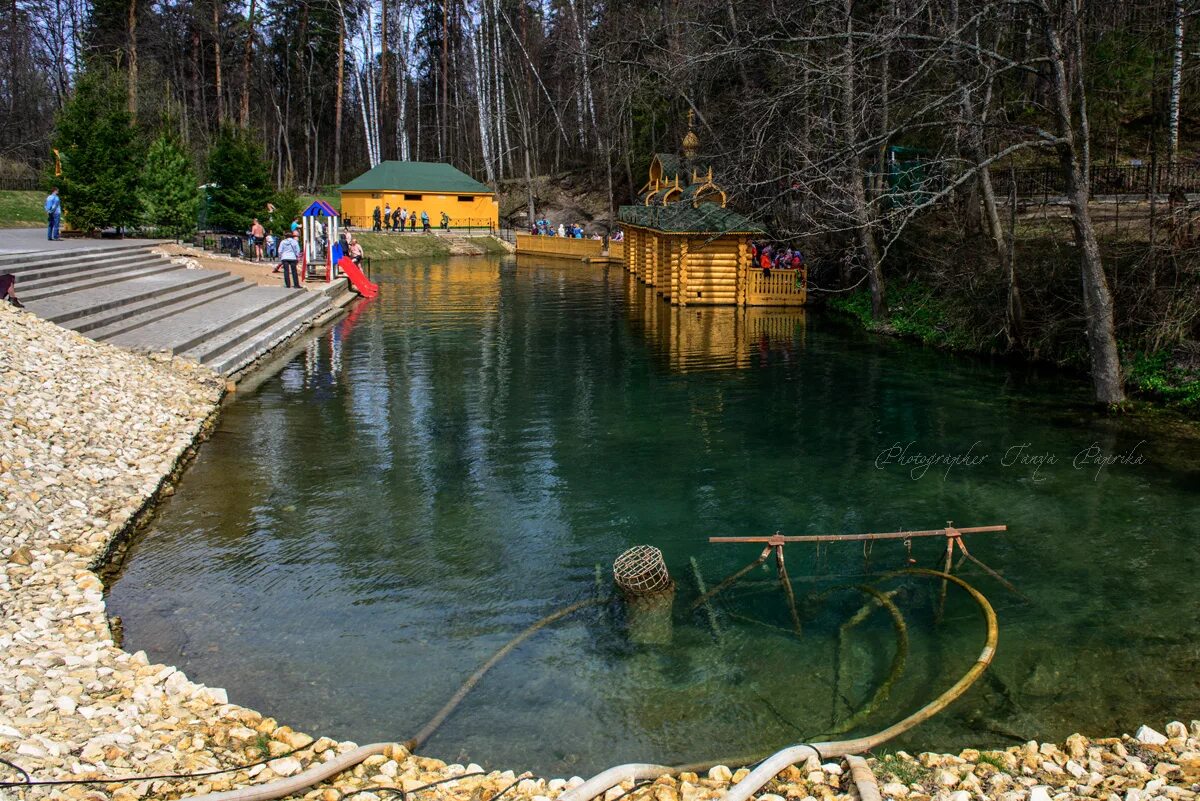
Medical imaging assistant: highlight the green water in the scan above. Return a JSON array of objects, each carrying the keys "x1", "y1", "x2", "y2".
[{"x1": 108, "y1": 256, "x2": 1200, "y2": 775}]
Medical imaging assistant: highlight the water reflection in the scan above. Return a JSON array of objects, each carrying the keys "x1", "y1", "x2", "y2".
[{"x1": 109, "y1": 256, "x2": 1200, "y2": 776}]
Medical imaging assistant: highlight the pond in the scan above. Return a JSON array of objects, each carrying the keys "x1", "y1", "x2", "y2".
[{"x1": 107, "y1": 256, "x2": 1200, "y2": 776}]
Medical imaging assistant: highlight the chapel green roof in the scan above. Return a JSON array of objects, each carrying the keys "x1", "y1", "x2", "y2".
[
  {"x1": 340, "y1": 161, "x2": 493, "y2": 194},
  {"x1": 619, "y1": 202, "x2": 764, "y2": 234},
  {"x1": 654, "y1": 154, "x2": 682, "y2": 180}
]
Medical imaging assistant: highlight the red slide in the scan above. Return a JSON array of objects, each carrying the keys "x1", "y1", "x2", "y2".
[{"x1": 337, "y1": 256, "x2": 380, "y2": 298}]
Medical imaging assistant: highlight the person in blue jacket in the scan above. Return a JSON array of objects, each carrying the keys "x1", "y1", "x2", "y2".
[{"x1": 45, "y1": 188, "x2": 62, "y2": 241}]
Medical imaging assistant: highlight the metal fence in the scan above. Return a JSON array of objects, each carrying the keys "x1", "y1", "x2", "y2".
[
  {"x1": 990, "y1": 163, "x2": 1200, "y2": 199},
  {"x1": 0, "y1": 177, "x2": 42, "y2": 191},
  {"x1": 343, "y1": 215, "x2": 500, "y2": 234}
]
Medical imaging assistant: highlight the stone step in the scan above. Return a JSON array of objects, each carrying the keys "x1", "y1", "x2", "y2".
[
  {"x1": 18, "y1": 254, "x2": 175, "y2": 293},
  {"x1": 183, "y1": 291, "x2": 331, "y2": 373},
  {"x1": 106, "y1": 286, "x2": 297, "y2": 355},
  {"x1": 0, "y1": 244, "x2": 156, "y2": 273},
  {"x1": 21, "y1": 260, "x2": 182, "y2": 302},
  {"x1": 26, "y1": 269, "x2": 235, "y2": 325},
  {"x1": 76, "y1": 276, "x2": 252, "y2": 341},
  {"x1": 206, "y1": 294, "x2": 334, "y2": 375}
]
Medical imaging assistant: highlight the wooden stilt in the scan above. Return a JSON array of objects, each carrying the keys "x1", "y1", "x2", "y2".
[{"x1": 775, "y1": 545, "x2": 803, "y2": 637}]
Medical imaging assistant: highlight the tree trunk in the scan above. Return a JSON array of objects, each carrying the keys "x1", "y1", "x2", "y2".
[
  {"x1": 333, "y1": 3, "x2": 344, "y2": 183},
  {"x1": 840, "y1": 0, "x2": 885, "y2": 319},
  {"x1": 127, "y1": 0, "x2": 137, "y2": 118},
  {"x1": 380, "y1": 0, "x2": 389, "y2": 160},
  {"x1": 1042, "y1": 1, "x2": 1124, "y2": 404},
  {"x1": 1169, "y1": 0, "x2": 1185, "y2": 172},
  {"x1": 212, "y1": 0, "x2": 223, "y2": 126},
  {"x1": 239, "y1": 0, "x2": 255, "y2": 128},
  {"x1": 190, "y1": 7, "x2": 201, "y2": 131},
  {"x1": 441, "y1": 0, "x2": 449, "y2": 159}
]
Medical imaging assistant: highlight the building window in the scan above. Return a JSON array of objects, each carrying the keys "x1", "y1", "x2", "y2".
[
  {"x1": 457, "y1": 196, "x2": 474, "y2": 203},
  {"x1": 371, "y1": 193, "x2": 382, "y2": 199},
  {"x1": 404, "y1": 194, "x2": 422, "y2": 201}
]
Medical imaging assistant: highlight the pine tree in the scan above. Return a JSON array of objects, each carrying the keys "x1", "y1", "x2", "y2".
[
  {"x1": 51, "y1": 67, "x2": 145, "y2": 233},
  {"x1": 268, "y1": 187, "x2": 302, "y2": 236},
  {"x1": 140, "y1": 133, "x2": 199, "y2": 238},
  {"x1": 206, "y1": 125, "x2": 272, "y2": 232}
]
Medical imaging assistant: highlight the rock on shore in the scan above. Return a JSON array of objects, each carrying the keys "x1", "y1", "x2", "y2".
[{"x1": 2, "y1": 301, "x2": 1199, "y2": 801}]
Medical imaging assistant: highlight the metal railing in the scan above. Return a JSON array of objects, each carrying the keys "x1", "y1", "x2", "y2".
[{"x1": 344, "y1": 216, "x2": 500, "y2": 234}]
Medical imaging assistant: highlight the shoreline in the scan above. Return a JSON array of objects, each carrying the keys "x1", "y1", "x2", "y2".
[{"x1": 2, "y1": 301, "x2": 1198, "y2": 801}]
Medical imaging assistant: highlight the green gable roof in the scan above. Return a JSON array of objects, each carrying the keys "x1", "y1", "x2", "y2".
[
  {"x1": 340, "y1": 161, "x2": 493, "y2": 194},
  {"x1": 619, "y1": 202, "x2": 764, "y2": 234}
]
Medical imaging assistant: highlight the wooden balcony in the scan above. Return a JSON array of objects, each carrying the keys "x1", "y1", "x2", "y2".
[{"x1": 744, "y1": 268, "x2": 808, "y2": 306}]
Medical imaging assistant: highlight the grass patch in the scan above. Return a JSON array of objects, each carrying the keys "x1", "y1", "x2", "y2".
[
  {"x1": 977, "y1": 752, "x2": 1009, "y2": 771},
  {"x1": 874, "y1": 753, "x2": 932, "y2": 786},
  {"x1": 353, "y1": 232, "x2": 452, "y2": 259},
  {"x1": 467, "y1": 236, "x2": 510, "y2": 255},
  {"x1": 0, "y1": 190, "x2": 47, "y2": 228},
  {"x1": 299, "y1": 192, "x2": 340, "y2": 211},
  {"x1": 828, "y1": 281, "x2": 979, "y2": 351},
  {"x1": 1125, "y1": 349, "x2": 1200, "y2": 412},
  {"x1": 252, "y1": 732, "x2": 272, "y2": 759}
]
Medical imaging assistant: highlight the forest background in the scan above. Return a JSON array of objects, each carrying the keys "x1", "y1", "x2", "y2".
[{"x1": 2, "y1": 0, "x2": 1199, "y2": 409}]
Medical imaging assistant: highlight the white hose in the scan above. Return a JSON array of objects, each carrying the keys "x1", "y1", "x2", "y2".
[
  {"x1": 557, "y1": 763, "x2": 673, "y2": 801},
  {"x1": 185, "y1": 743, "x2": 392, "y2": 801},
  {"x1": 845, "y1": 755, "x2": 881, "y2": 801},
  {"x1": 715, "y1": 745, "x2": 819, "y2": 801}
]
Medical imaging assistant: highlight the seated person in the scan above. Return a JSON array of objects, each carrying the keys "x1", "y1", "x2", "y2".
[{"x1": 0, "y1": 273, "x2": 23, "y2": 308}]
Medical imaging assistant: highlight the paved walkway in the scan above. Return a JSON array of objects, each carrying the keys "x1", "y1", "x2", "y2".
[{"x1": 0, "y1": 227, "x2": 167, "y2": 254}]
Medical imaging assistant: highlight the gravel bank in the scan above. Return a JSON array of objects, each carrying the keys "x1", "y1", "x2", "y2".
[{"x1": 2, "y1": 301, "x2": 1198, "y2": 801}]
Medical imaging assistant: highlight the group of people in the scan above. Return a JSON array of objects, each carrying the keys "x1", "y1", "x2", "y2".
[
  {"x1": 530, "y1": 218, "x2": 622, "y2": 241},
  {"x1": 753, "y1": 242, "x2": 805, "y2": 274},
  {"x1": 373, "y1": 204, "x2": 438, "y2": 232}
]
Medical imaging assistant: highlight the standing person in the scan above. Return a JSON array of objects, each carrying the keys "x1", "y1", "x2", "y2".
[
  {"x1": 265, "y1": 233, "x2": 277, "y2": 259},
  {"x1": 250, "y1": 218, "x2": 266, "y2": 261},
  {"x1": 440, "y1": 211, "x2": 450, "y2": 230},
  {"x1": 277, "y1": 230, "x2": 303, "y2": 289},
  {"x1": 420, "y1": 210, "x2": 430, "y2": 232},
  {"x1": 45, "y1": 187, "x2": 62, "y2": 241},
  {"x1": 383, "y1": 203, "x2": 392, "y2": 229},
  {"x1": 372, "y1": 206, "x2": 382, "y2": 231},
  {"x1": 398, "y1": 207, "x2": 408, "y2": 231},
  {"x1": 410, "y1": 212, "x2": 417, "y2": 232},
  {"x1": 290, "y1": 217, "x2": 301, "y2": 233},
  {"x1": 557, "y1": 222, "x2": 566, "y2": 238}
]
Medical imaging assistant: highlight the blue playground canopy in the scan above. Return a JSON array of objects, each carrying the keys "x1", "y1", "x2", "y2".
[{"x1": 303, "y1": 200, "x2": 339, "y2": 217}]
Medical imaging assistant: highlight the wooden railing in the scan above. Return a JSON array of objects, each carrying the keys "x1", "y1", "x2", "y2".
[
  {"x1": 745, "y1": 268, "x2": 807, "y2": 306},
  {"x1": 516, "y1": 234, "x2": 625, "y2": 261}
]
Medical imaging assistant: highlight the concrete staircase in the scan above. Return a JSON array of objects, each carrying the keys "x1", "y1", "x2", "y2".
[{"x1": 4, "y1": 243, "x2": 345, "y2": 376}]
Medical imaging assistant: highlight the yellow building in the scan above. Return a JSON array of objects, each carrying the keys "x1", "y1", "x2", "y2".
[{"x1": 339, "y1": 161, "x2": 498, "y2": 230}]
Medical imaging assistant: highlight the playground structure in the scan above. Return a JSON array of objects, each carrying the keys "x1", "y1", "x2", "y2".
[{"x1": 301, "y1": 200, "x2": 379, "y2": 299}]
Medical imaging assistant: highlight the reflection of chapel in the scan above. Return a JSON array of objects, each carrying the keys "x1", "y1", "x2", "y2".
[{"x1": 618, "y1": 114, "x2": 806, "y2": 307}]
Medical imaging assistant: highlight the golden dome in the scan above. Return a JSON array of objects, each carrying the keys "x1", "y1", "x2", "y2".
[{"x1": 682, "y1": 110, "x2": 699, "y2": 158}]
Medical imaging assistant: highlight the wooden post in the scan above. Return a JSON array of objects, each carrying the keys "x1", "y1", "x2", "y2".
[
  {"x1": 678, "y1": 238, "x2": 689, "y2": 306},
  {"x1": 736, "y1": 236, "x2": 749, "y2": 306}
]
